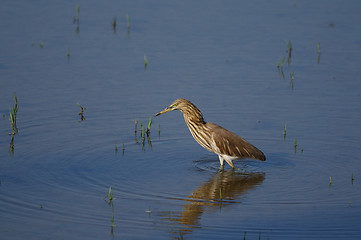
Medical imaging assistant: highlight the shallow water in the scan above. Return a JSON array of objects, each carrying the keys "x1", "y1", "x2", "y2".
[{"x1": 1, "y1": 0, "x2": 361, "y2": 239}]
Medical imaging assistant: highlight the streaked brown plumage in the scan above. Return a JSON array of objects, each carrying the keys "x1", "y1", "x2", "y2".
[{"x1": 155, "y1": 98, "x2": 266, "y2": 168}]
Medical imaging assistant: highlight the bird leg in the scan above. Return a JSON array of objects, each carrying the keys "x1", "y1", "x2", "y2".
[
  {"x1": 218, "y1": 155, "x2": 224, "y2": 166},
  {"x1": 223, "y1": 156, "x2": 235, "y2": 168}
]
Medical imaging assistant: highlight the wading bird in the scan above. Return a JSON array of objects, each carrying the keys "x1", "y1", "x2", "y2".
[{"x1": 155, "y1": 99, "x2": 265, "y2": 168}]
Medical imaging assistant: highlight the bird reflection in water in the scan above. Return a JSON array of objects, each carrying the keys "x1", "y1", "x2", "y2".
[{"x1": 158, "y1": 169, "x2": 265, "y2": 236}]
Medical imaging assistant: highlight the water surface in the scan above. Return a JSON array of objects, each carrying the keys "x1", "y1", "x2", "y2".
[{"x1": 1, "y1": 0, "x2": 361, "y2": 239}]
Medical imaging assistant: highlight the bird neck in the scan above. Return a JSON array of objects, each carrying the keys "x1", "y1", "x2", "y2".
[{"x1": 181, "y1": 106, "x2": 206, "y2": 126}]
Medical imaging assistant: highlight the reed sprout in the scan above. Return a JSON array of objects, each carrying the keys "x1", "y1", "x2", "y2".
[
  {"x1": 146, "y1": 116, "x2": 153, "y2": 135},
  {"x1": 9, "y1": 93, "x2": 19, "y2": 135},
  {"x1": 144, "y1": 54, "x2": 148, "y2": 68},
  {"x1": 77, "y1": 103, "x2": 86, "y2": 121},
  {"x1": 317, "y1": 42, "x2": 321, "y2": 54},
  {"x1": 112, "y1": 17, "x2": 117, "y2": 31},
  {"x1": 140, "y1": 121, "x2": 144, "y2": 139},
  {"x1": 76, "y1": 5, "x2": 80, "y2": 20},
  {"x1": 126, "y1": 14, "x2": 130, "y2": 28},
  {"x1": 290, "y1": 69, "x2": 295, "y2": 81},
  {"x1": 317, "y1": 42, "x2": 321, "y2": 63},
  {"x1": 108, "y1": 186, "x2": 113, "y2": 201},
  {"x1": 277, "y1": 56, "x2": 285, "y2": 70},
  {"x1": 283, "y1": 124, "x2": 287, "y2": 136}
]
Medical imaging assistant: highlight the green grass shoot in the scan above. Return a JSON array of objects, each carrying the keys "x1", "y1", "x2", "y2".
[
  {"x1": 144, "y1": 54, "x2": 148, "y2": 67},
  {"x1": 290, "y1": 69, "x2": 295, "y2": 81},
  {"x1": 287, "y1": 40, "x2": 292, "y2": 53},
  {"x1": 283, "y1": 124, "x2": 287, "y2": 136},
  {"x1": 126, "y1": 14, "x2": 130, "y2": 28},
  {"x1": 115, "y1": 144, "x2": 118, "y2": 153},
  {"x1": 113, "y1": 17, "x2": 117, "y2": 30},
  {"x1": 77, "y1": 103, "x2": 86, "y2": 120},
  {"x1": 9, "y1": 93, "x2": 19, "y2": 135},
  {"x1": 317, "y1": 42, "x2": 321, "y2": 63},
  {"x1": 317, "y1": 42, "x2": 321, "y2": 54},
  {"x1": 76, "y1": 5, "x2": 80, "y2": 19},
  {"x1": 108, "y1": 186, "x2": 113, "y2": 201},
  {"x1": 67, "y1": 48, "x2": 70, "y2": 57},
  {"x1": 134, "y1": 120, "x2": 138, "y2": 134},
  {"x1": 294, "y1": 136, "x2": 297, "y2": 148},
  {"x1": 146, "y1": 116, "x2": 153, "y2": 135},
  {"x1": 158, "y1": 124, "x2": 160, "y2": 136},
  {"x1": 329, "y1": 176, "x2": 332, "y2": 185},
  {"x1": 277, "y1": 56, "x2": 285, "y2": 70},
  {"x1": 40, "y1": 40, "x2": 44, "y2": 48},
  {"x1": 140, "y1": 121, "x2": 144, "y2": 139}
]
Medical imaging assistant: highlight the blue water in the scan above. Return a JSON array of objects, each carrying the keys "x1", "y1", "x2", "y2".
[{"x1": 1, "y1": 0, "x2": 361, "y2": 239}]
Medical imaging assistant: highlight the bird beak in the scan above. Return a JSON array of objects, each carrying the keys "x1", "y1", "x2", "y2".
[{"x1": 155, "y1": 107, "x2": 172, "y2": 117}]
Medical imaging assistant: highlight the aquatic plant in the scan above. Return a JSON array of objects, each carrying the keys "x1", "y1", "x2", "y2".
[
  {"x1": 73, "y1": 5, "x2": 80, "y2": 24},
  {"x1": 122, "y1": 142, "x2": 125, "y2": 155},
  {"x1": 77, "y1": 103, "x2": 86, "y2": 121},
  {"x1": 329, "y1": 176, "x2": 332, "y2": 185},
  {"x1": 40, "y1": 41, "x2": 44, "y2": 48},
  {"x1": 126, "y1": 14, "x2": 130, "y2": 28},
  {"x1": 31, "y1": 40, "x2": 34, "y2": 47},
  {"x1": 134, "y1": 120, "x2": 138, "y2": 134},
  {"x1": 9, "y1": 93, "x2": 19, "y2": 135},
  {"x1": 115, "y1": 144, "x2": 118, "y2": 153},
  {"x1": 76, "y1": 5, "x2": 80, "y2": 19},
  {"x1": 294, "y1": 136, "x2": 297, "y2": 148},
  {"x1": 144, "y1": 54, "x2": 148, "y2": 68},
  {"x1": 9, "y1": 135, "x2": 15, "y2": 156},
  {"x1": 283, "y1": 124, "x2": 287, "y2": 136},
  {"x1": 290, "y1": 69, "x2": 295, "y2": 81},
  {"x1": 287, "y1": 40, "x2": 292, "y2": 54},
  {"x1": 277, "y1": 56, "x2": 285, "y2": 70},
  {"x1": 108, "y1": 186, "x2": 113, "y2": 201},
  {"x1": 140, "y1": 121, "x2": 144, "y2": 139},
  {"x1": 112, "y1": 17, "x2": 117, "y2": 31},
  {"x1": 146, "y1": 116, "x2": 153, "y2": 135},
  {"x1": 317, "y1": 42, "x2": 321, "y2": 64},
  {"x1": 67, "y1": 48, "x2": 70, "y2": 57},
  {"x1": 351, "y1": 173, "x2": 354, "y2": 184},
  {"x1": 158, "y1": 124, "x2": 160, "y2": 136},
  {"x1": 317, "y1": 42, "x2": 321, "y2": 54}
]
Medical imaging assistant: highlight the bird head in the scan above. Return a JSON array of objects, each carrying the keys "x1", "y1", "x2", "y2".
[{"x1": 155, "y1": 98, "x2": 186, "y2": 116}]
